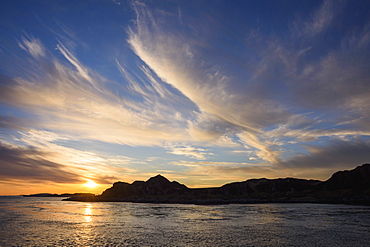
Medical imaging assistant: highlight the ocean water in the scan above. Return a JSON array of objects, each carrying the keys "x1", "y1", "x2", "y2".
[{"x1": 0, "y1": 197, "x2": 369, "y2": 246}]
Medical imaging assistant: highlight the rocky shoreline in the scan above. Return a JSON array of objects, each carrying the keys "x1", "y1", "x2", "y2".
[{"x1": 64, "y1": 164, "x2": 370, "y2": 205}]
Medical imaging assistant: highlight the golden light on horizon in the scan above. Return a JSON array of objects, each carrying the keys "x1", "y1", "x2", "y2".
[{"x1": 84, "y1": 179, "x2": 98, "y2": 188}]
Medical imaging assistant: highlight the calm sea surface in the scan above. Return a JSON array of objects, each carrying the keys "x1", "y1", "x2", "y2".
[{"x1": 0, "y1": 197, "x2": 369, "y2": 246}]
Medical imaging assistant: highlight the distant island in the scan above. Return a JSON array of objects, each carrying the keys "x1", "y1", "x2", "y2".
[
  {"x1": 64, "y1": 164, "x2": 370, "y2": 205},
  {"x1": 24, "y1": 193, "x2": 95, "y2": 197}
]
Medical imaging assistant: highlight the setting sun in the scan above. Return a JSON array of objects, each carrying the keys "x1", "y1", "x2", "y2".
[{"x1": 84, "y1": 179, "x2": 98, "y2": 188}]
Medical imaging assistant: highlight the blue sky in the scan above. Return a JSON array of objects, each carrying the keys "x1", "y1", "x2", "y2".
[{"x1": 1, "y1": 0, "x2": 370, "y2": 195}]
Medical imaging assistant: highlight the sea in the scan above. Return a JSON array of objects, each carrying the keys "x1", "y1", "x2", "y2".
[{"x1": 0, "y1": 196, "x2": 369, "y2": 247}]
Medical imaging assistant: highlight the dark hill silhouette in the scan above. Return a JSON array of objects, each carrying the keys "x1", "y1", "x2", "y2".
[
  {"x1": 99, "y1": 175, "x2": 188, "y2": 201},
  {"x1": 64, "y1": 164, "x2": 370, "y2": 205},
  {"x1": 313, "y1": 164, "x2": 370, "y2": 204},
  {"x1": 221, "y1": 178, "x2": 321, "y2": 195},
  {"x1": 320, "y1": 164, "x2": 370, "y2": 191}
]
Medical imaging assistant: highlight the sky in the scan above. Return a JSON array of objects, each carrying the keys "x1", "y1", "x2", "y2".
[{"x1": 1, "y1": 0, "x2": 370, "y2": 195}]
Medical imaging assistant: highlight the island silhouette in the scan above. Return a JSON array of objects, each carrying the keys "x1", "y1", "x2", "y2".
[{"x1": 64, "y1": 164, "x2": 370, "y2": 205}]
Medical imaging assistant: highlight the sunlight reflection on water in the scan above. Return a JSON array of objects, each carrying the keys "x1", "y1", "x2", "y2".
[
  {"x1": 84, "y1": 203, "x2": 92, "y2": 223},
  {"x1": 1, "y1": 197, "x2": 370, "y2": 246}
]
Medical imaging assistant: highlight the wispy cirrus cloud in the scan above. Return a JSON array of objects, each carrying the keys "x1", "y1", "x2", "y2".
[
  {"x1": 165, "y1": 144, "x2": 213, "y2": 160},
  {"x1": 127, "y1": 1, "x2": 292, "y2": 155},
  {"x1": 0, "y1": 37, "x2": 193, "y2": 146},
  {"x1": 1, "y1": 0, "x2": 370, "y2": 192},
  {"x1": 18, "y1": 36, "x2": 46, "y2": 58},
  {"x1": 293, "y1": 0, "x2": 345, "y2": 37},
  {"x1": 126, "y1": 0, "x2": 370, "y2": 171},
  {"x1": 0, "y1": 129, "x2": 138, "y2": 185}
]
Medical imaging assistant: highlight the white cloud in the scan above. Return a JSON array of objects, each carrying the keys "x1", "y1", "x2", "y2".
[
  {"x1": 19, "y1": 36, "x2": 46, "y2": 58},
  {"x1": 56, "y1": 42, "x2": 94, "y2": 85},
  {"x1": 0, "y1": 38, "x2": 194, "y2": 146},
  {"x1": 237, "y1": 131, "x2": 281, "y2": 163},
  {"x1": 17, "y1": 130, "x2": 126, "y2": 183},
  {"x1": 2, "y1": 0, "x2": 370, "y2": 187},
  {"x1": 127, "y1": 2, "x2": 296, "y2": 161},
  {"x1": 165, "y1": 144, "x2": 213, "y2": 160}
]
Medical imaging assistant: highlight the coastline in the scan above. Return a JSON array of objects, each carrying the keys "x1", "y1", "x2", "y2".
[{"x1": 63, "y1": 164, "x2": 370, "y2": 206}]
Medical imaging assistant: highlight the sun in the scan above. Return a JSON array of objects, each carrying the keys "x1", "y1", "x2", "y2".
[{"x1": 84, "y1": 179, "x2": 98, "y2": 188}]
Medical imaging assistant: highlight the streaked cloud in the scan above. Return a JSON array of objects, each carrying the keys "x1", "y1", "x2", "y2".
[
  {"x1": 0, "y1": 0, "x2": 370, "y2": 193},
  {"x1": 278, "y1": 139, "x2": 370, "y2": 169},
  {"x1": 165, "y1": 144, "x2": 213, "y2": 160},
  {"x1": 0, "y1": 142, "x2": 82, "y2": 183},
  {"x1": 0, "y1": 38, "x2": 191, "y2": 146},
  {"x1": 293, "y1": 0, "x2": 345, "y2": 37},
  {"x1": 127, "y1": 1, "x2": 293, "y2": 156},
  {"x1": 18, "y1": 36, "x2": 46, "y2": 58}
]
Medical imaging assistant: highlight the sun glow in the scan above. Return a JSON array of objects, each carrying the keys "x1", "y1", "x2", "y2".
[{"x1": 84, "y1": 179, "x2": 98, "y2": 188}]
